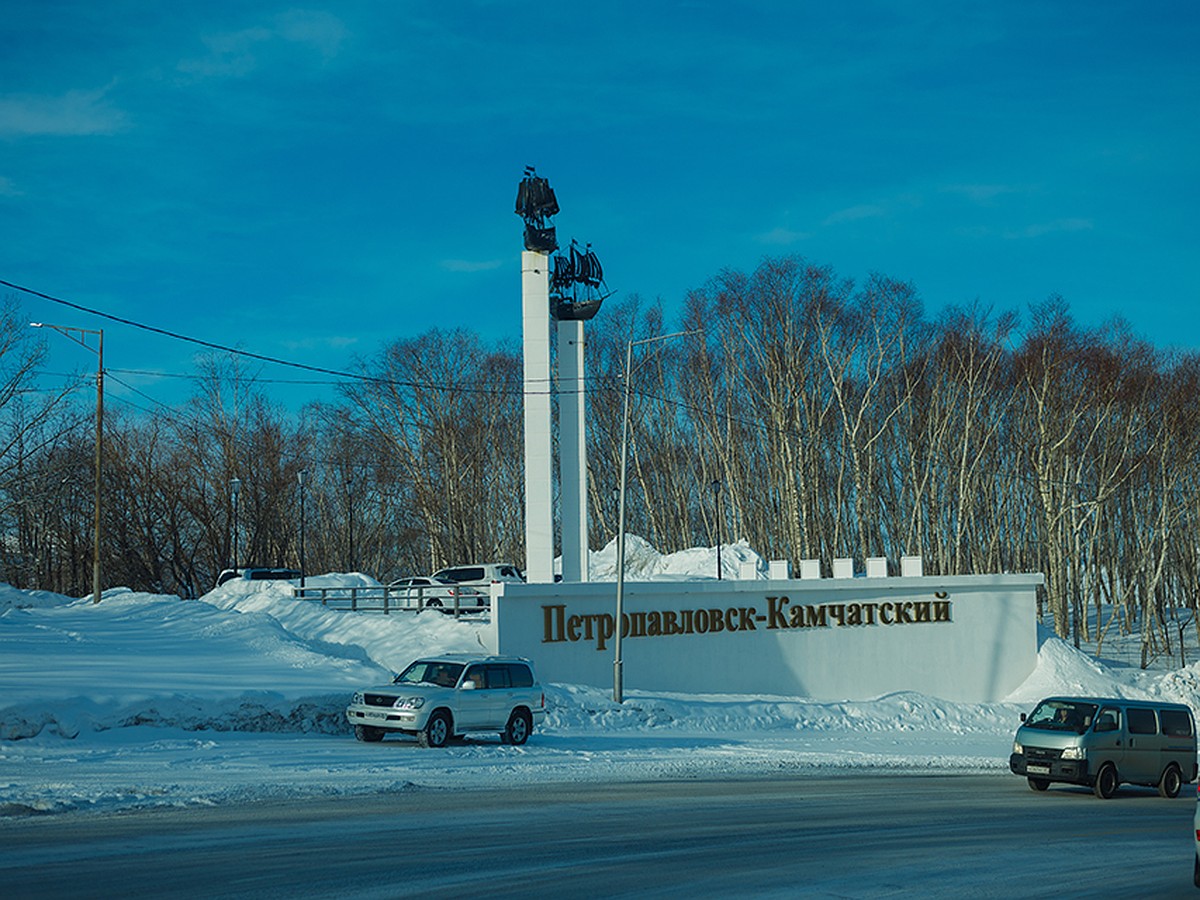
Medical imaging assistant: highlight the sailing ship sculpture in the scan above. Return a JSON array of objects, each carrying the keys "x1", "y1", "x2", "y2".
[
  {"x1": 550, "y1": 239, "x2": 611, "y2": 320},
  {"x1": 515, "y1": 166, "x2": 559, "y2": 253},
  {"x1": 515, "y1": 167, "x2": 611, "y2": 321}
]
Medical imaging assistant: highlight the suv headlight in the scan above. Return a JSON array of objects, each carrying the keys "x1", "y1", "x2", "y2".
[
  {"x1": 393, "y1": 696, "x2": 425, "y2": 710},
  {"x1": 1060, "y1": 746, "x2": 1084, "y2": 760},
  {"x1": 1012, "y1": 740, "x2": 1022, "y2": 754},
  {"x1": 352, "y1": 692, "x2": 364, "y2": 706}
]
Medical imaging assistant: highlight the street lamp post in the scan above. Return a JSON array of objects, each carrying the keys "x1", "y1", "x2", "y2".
[
  {"x1": 346, "y1": 477, "x2": 355, "y2": 572},
  {"x1": 298, "y1": 471, "x2": 306, "y2": 589},
  {"x1": 230, "y1": 478, "x2": 241, "y2": 574},
  {"x1": 30, "y1": 323, "x2": 103, "y2": 603},
  {"x1": 711, "y1": 478, "x2": 723, "y2": 580},
  {"x1": 614, "y1": 329, "x2": 699, "y2": 704}
]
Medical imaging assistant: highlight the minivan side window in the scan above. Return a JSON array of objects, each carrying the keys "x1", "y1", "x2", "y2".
[
  {"x1": 1127, "y1": 707, "x2": 1157, "y2": 735},
  {"x1": 1096, "y1": 708, "x2": 1120, "y2": 731},
  {"x1": 1160, "y1": 709, "x2": 1193, "y2": 737}
]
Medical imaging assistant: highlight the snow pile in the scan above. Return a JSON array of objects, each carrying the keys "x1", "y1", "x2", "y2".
[
  {"x1": 588, "y1": 534, "x2": 765, "y2": 581},
  {"x1": 1004, "y1": 627, "x2": 1155, "y2": 705},
  {"x1": 0, "y1": 583, "x2": 86, "y2": 611}
]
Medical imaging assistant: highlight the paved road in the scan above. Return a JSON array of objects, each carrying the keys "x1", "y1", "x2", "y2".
[{"x1": 1, "y1": 773, "x2": 1195, "y2": 898}]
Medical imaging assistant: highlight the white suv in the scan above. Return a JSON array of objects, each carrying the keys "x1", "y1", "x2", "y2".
[
  {"x1": 346, "y1": 654, "x2": 545, "y2": 747},
  {"x1": 432, "y1": 563, "x2": 525, "y2": 593},
  {"x1": 388, "y1": 576, "x2": 486, "y2": 611}
]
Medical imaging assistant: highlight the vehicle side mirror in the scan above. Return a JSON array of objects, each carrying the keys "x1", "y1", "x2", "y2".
[
  {"x1": 1019, "y1": 712, "x2": 1026, "y2": 723},
  {"x1": 462, "y1": 680, "x2": 477, "y2": 690}
]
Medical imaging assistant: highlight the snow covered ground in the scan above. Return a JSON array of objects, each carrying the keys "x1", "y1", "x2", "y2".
[{"x1": 4, "y1": 541, "x2": 1200, "y2": 818}]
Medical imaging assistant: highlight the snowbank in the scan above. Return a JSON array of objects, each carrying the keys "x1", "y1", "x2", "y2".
[{"x1": 3, "y1": 539, "x2": 1199, "y2": 816}]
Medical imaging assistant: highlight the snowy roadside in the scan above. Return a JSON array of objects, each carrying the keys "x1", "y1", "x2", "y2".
[{"x1": 3, "y1": 572, "x2": 1199, "y2": 817}]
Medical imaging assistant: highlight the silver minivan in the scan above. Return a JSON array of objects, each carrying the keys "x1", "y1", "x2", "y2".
[{"x1": 1010, "y1": 696, "x2": 1197, "y2": 798}]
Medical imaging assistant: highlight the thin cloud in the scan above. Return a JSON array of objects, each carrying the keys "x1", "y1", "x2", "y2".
[
  {"x1": 1008, "y1": 218, "x2": 1093, "y2": 239},
  {"x1": 823, "y1": 204, "x2": 886, "y2": 226},
  {"x1": 440, "y1": 258, "x2": 504, "y2": 273},
  {"x1": 942, "y1": 183, "x2": 1020, "y2": 203},
  {"x1": 275, "y1": 9, "x2": 348, "y2": 61},
  {"x1": 0, "y1": 86, "x2": 126, "y2": 137},
  {"x1": 756, "y1": 227, "x2": 810, "y2": 246},
  {"x1": 281, "y1": 335, "x2": 359, "y2": 352},
  {"x1": 178, "y1": 10, "x2": 348, "y2": 79},
  {"x1": 178, "y1": 27, "x2": 273, "y2": 79}
]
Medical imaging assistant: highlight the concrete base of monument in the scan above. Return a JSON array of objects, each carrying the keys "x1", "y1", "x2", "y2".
[{"x1": 490, "y1": 570, "x2": 1042, "y2": 703}]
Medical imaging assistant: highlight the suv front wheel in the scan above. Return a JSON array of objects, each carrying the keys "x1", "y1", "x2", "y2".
[
  {"x1": 418, "y1": 710, "x2": 452, "y2": 748},
  {"x1": 354, "y1": 724, "x2": 384, "y2": 742},
  {"x1": 501, "y1": 709, "x2": 533, "y2": 746}
]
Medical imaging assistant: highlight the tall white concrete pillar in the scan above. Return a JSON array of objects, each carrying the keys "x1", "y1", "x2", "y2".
[
  {"x1": 522, "y1": 251, "x2": 555, "y2": 583},
  {"x1": 557, "y1": 319, "x2": 588, "y2": 582}
]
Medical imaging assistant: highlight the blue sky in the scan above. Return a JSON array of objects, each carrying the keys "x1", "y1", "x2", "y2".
[{"x1": 3, "y1": 1, "x2": 1198, "y2": 411}]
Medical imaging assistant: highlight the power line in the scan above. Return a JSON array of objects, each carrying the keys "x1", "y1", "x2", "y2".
[
  {"x1": 108, "y1": 368, "x2": 348, "y2": 385},
  {"x1": 5, "y1": 277, "x2": 544, "y2": 396},
  {"x1": 4, "y1": 277, "x2": 371, "y2": 381}
]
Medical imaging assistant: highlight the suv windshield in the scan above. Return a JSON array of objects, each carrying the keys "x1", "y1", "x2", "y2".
[
  {"x1": 1026, "y1": 700, "x2": 1098, "y2": 733},
  {"x1": 393, "y1": 660, "x2": 464, "y2": 688}
]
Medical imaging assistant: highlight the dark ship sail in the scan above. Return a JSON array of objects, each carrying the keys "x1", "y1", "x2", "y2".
[
  {"x1": 515, "y1": 173, "x2": 559, "y2": 221},
  {"x1": 515, "y1": 166, "x2": 558, "y2": 252}
]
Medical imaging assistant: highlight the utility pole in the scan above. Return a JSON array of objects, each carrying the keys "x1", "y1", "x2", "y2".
[{"x1": 31, "y1": 323, "x2": 103, "y2": 603}]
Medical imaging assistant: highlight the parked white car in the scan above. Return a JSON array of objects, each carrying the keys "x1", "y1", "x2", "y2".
[
  {"x1": 431, "y1": 563, "x2": 525, "y2": 592},
  {"x1": 346, "y1": 654, "x2": 545, "y2": 747},
  {"x1": 215, "y1": 567, "x2": 301, "y2": 587},
  {"x1": 388, "y1": 576, "x2": 485, "y2": 611}
]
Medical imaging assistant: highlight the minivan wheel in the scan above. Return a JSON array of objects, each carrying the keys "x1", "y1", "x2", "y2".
[
  {"x1": 418, "y1": 711, "x2": 451, "y2": 748},
  {"x1": 1093, "y1": 762, "x2": 1118, "y2": 799},
  {"x1": 501, "y1": 709, "x2": 532, "y2": 746},
  {"x1": 1158, "y1": 764, "x2": 1182, "y2": 799},
  {"x1": 1027, "y1": 777, "x2": 1049, "y2": 792}
]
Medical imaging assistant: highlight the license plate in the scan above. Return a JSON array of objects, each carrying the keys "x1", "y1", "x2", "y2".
[
  {"x1": 365, "y1": 711, "x2": 388, "y2": 720},
  {"x1": 1027, "y1": 764, "x2": 1050, "y2": 774}
]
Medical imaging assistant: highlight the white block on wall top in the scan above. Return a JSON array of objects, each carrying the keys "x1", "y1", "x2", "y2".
[
  {"x1": 901, "y1": 555, "x2": 924, "y2": 577},
  {"x1": 866, "y1": 557, "x2": 888, "y2": 578},
  {"x1": 738, "y1": 561, "x2": 758, "y2": 580},
  {"x1": 769, "y1": 559, "x2": 791, "y2": 580},
  {"x1": 832, "y1": 558, "x2": 854, "y2": 579},
  {"x1": 798, "y1": 559, "x2": 821, "y2": 580}
]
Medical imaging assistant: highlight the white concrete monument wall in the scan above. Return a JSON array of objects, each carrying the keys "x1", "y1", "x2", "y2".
[{"x1": 489, "y1": 571, "x2": 1042, "y2": 703}]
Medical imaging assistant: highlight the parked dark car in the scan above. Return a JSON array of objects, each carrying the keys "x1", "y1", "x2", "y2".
[{"x1": 216, "y1": 567, "x2": 302, "y2": 587}]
